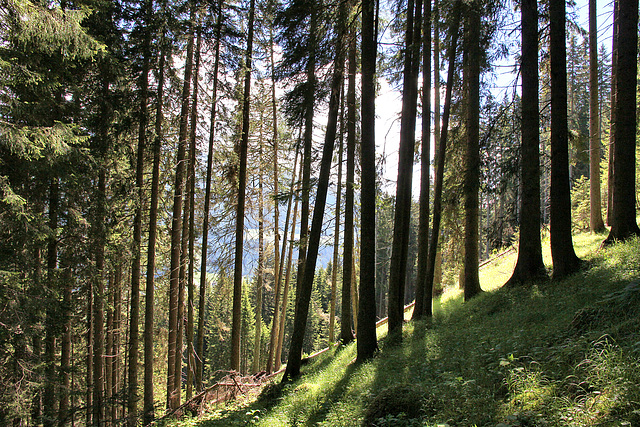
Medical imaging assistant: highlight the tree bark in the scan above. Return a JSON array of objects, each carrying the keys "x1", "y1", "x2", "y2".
[
  {"x1": 388, "y1": 0, "x2": 422, "y2": 336},
  {"x1": 506, "y1": 0, "x2": 546, "y2": 286},
  {"x1": 283, "y1": 0, "x2": 348, "y2": 381},
  {"x1": 275, "y1": 154, "x2": 303, "y2": 372},
  {"x1": 549, "y1": 0, "x2": 582, "y2": 279},
  {"x1": 589, "y1": 0, "x2": 606, "y2": 233},
  {"x1": 413, "y1": 0, "x2": 431, "y2": 320},
  {"x1": 462, "y1": 1, "x2": 482, "y2": 301},
  {"x1": 43, "y1": 178, "x2": 58, "y2": 427},
  {"x1": 341, "y1": 26, "x2": 357, "y2": 345},
  {"x1": 330, "y1": 102, "x2": 344, "y2": 344},
  {"x1": 231, "y1": 0, "x2": 255, "y2": 372},
  {"x1": 357, "y1": 0, "x2": 378, "y2": 362},
  {"x1": 144, "y1": 33, "x2": 166, "y2": 425},
  {"x1": 196, "y1": 0, "x2": 223, "y2": 392},
  {"x1": 252, "y1": 116, "x2": 265, "y2": 374},
  {"x1": 604, "y1": 0, "x2": 640, "y2": 243},
  {"x1": 127, "y1": 0, "x2": 152, "y2": 418},
  {"x1": 186, "y1": 27, "x2": 202, "y2": 401},
  {"x1": 424, "y1": 1, "x2": 462, "y2": 300},
  {"x1": 167, "y1": 3, "x2": 195, "y2": 410}
]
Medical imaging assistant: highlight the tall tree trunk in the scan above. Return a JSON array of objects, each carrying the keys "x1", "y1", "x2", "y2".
[
  {"x1": 111, "y1": 265, "x2": 122, "y2": 424},
  {"x1": 330, "y1": 97, "x2": 344, "y2": 344},
  {"x1": 341, "y1": 26, "x2": 356, "y2": 345},
  {"x1": 506, "y1": 0, "x2": 546, "y2": 286},
  {"x1": 607, "y1": 0, "x2": 618, "y2": 226},
  {"x1": 167, "y1": 3, "x2": 195, "y2": 410},
  {"x1": 413, "y1": 0, "x2": 432, "y2": 320},
  {"x1": 589, "y1": 0, "x2": 605, "y2": 233},
  {"x1": 144, "y1": 35, "x2": 166, "y2": 425},
  {"x1": 462, "y1": 1, "x2": 482, "y2": 301},
  {"x1": 266, "y1": 29, "x2": 286, "y2": 375},
  {"x1": 231, "y1": 0, "x2": 256, "y2": 372},
  {"x1": 604, "y1": 0, "x2": 640, "y2": 243},
  {"x1": 59, "y1": 263, "x2": 72, "y2": 426},
  {"x1": 388, "y1": 0, "x2": 422, "y2": 336},
  {"x1": 93, "y1": 168, "x2": 106, "y2": 426},
  {"x1": 106, "y1": 274, "x2": 114, "y2": 426},
  {"x1": 295, "y1": 7, "x2": 318, "y2": 309},
  {"x1": 85, "y1": 270, "x2": 93, "y2": 426},
  {"x1": 253, "y1": 116, "x2": 265, "y2": 374},
  {"x1": 282, "y1": 0, "x2": 348, "y2": 381},
  {"x1": 357, "y1": 0, "x2": 378, "y2": 362},
  {"x1": 186, "y1": 27, "x2": 202, "y2": 401},
  {"x1": 549, "y1": 0, "x2": 581, "y2": 278},
  {"x1": 424, "y1": 1, "x2": 462, "y2": 299},
  {"x1": 127, "y1": 0, "x2": 152, "y2": 419},
  {"x1": 43, "y1": 178, "x2": 58, "y2": 427},
  {"x1": 274, "y1": 149, "x2": 302, "y2": 372},
  {"x1": 196, "y1": 0, "x2": 223, "y2": 392}
]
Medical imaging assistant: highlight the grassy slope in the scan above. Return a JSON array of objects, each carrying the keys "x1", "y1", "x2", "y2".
[{"x1": 174, "y1": 232, "x2": 640, "y2": 427}]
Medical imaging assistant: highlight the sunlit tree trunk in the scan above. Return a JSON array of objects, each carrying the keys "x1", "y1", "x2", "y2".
[
  {"x1": 283, "y1": 0, "x2": 348, "y2": 380},
  {"x1": 144, "y1": 34, "x2": 166, "y2": 425},
  {"x1": 196, "y1": 0, "x2": 222, "y2": 392},
  {"x1": 330, "y1": 100, "x2": 344, "y2": 344},
  {"x1": 253, "y1": 116, "x2": 265, "y2": 374},
  {"x1": 462, "y1": 1, "x2": 482, "y2": 301},
  {"x1": 186, "y1": 27, "x2": 202, "y2": 401},
  {"x1": 167, "y1": 2, "x2": 195, "y2": 410},
  {"x1": 231, "y1": 0, "x2": 255, "y2": 372}
]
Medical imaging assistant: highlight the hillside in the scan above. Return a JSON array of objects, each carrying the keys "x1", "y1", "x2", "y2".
[{"x1": 172, "y1": 233, "x2": 640, "y2": 427}]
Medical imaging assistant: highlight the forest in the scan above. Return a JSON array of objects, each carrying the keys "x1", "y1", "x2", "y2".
[{"x1": 1, "y1": 0, "x2": 639, "y2": 424}]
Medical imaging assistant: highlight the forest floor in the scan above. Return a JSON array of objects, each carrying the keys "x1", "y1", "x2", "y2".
[{"x1": 168, "y1": 231, "x2": 640, "y2": 426}]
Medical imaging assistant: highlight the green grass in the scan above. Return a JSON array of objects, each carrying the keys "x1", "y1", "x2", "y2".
[{"x1": 171, "y1": 232, "x2": 640, "y2": 427}]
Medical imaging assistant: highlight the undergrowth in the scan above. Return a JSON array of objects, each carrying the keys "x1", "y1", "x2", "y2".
[{"x1": 170, "y1": 233, "x2": 640, "y2": 427}]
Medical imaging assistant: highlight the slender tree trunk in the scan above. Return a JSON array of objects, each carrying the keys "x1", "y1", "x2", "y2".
[
  {"x1": 413, "y1": 0, "x2": 432, "y2": 320},
  {"x1": 462, "y1": 1, "x2": 482, "y2": 301},
  {"x1": 295, "y1": 8, "x2": 318, "y2": 308},
  {"x1": 273, "y1": 148, "x2": 302, "y2": 372},
  {"x1": 167, "y1": 3, "x2": 195, "y2": 410},
  {"x1": 607, "y1": 0, "x2": 618, "y2": 226},
  {"x1": 111, "y1": 265, "x2": 122, "y2": 424},
  {"x1": 506, "y1": 0, "x2": 546, "y2": 286},
  {"x1": 85, "y1": 272, "x2": 93, "y2": 426},
  {"x1": 266, "y1": 35, "x2": 282, "y2": 372},
  {"x1": 186, "y1": 27, "x2": 202, "y2": 401},
  {"x1": 341, "y1": 26, "x2": 357, "y2": 345},
  {"x1": 253, "y1": 117, "x2": 265, "y2": 374},
  {"x1": 127, "y1": 0, "x2": 151, "y2": 419},
  {"x1": 59, "y1": 264, "x2": 72, "y2": 426},
  {"x1": 424, "y1": 1, "x2": 462, "y2": 298},
  {"x1": 43, "y1": 178, "x2": 58, "y2": 427},
  {"x1": 231, "y1": 0, "x2": 256, "y2": 372},
  {"x1": 357, "y1": 0, "x2": 378, "y2": 362},
  {"x1": 388, "y1": 0, "x2": 422, "y2": 336},
  {"x1": 106, "y1": 275, "x2": 114, "y2": 426},
  {"x1": 589, "y1": 0, "x2": 605, "y2": 233},
  {"x1": 283, "y1": 1, "x2": 348, "y2": 381},
  {"x1": 265, "y1": 31, "x2": 286, "y2": 375},
  {"x1": 144, "y1": 36, "x2": 165, "y2": 425},
  {"x1": 549, "y1": 0, "x2": 581, "y2": 278},
  {"x1": 93, "y1": 168, "x2": 107, "y2": 426},
  {"x1": 604, "y1": 0, "x2": 640, "y2": 243},
  {"x1": 196, "y1": 0, "x2": 223, "y2": 392},
  {"x1": 330, "y1": 98, "x2": 344, "y2": 344}
]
